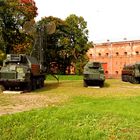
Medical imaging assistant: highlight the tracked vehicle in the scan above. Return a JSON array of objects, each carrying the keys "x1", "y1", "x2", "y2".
[
  {"x1": 0, "y1": 54, "x2": 45, "y2": 91},
  {"x1": 83, "y1": 61, "x2": 105, "y2": 87},
  {"x1": 121, "y1": 63, "x2": 140, "y2": 84}
]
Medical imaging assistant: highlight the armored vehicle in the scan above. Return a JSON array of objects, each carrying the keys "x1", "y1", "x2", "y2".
[
  {"x1": 0, "y1": 54, "x2": 46, "y2": 91},
  {"x1": 121, "y1": 62, "x2": 140, "y2": 84},
  {"x1": 83, "y1": 61, "x2": 105, "y2": 87}
]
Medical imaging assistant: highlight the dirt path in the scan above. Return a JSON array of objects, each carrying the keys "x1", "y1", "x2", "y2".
[{"x1": 0, "y1": 93, "x2": 66, "y2": 116}]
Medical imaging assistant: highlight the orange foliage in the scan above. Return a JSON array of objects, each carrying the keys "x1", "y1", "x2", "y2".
[
  {"x1": 18, "y1": 0, "x2": 38, "y2": 18},
  {"x1": 20, "y1": 0, "x2": 34, "y2": 4},
  {"x1": 13, "y1": 43, "x2": 31, "y2": 54}
]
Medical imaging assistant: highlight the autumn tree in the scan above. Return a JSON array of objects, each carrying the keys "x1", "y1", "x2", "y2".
[{"x1": 0, "y1": 0, "x2": 37, "y2": 54}]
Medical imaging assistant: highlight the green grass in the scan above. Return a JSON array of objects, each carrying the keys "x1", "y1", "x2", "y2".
[
  {"x1": 1, "y1": 76, "x2": 140, "y2": 139},
  {"x1": 0, "y1": 96, "x2": 140, "y2": 140},
  {"x1": 46, "y1": 74, "x2": 83, "y2": 81}
]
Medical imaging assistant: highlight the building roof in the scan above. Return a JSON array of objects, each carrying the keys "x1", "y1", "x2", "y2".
[{"x1": 94, "y1": 39, "x2": 140, "y2": 46}]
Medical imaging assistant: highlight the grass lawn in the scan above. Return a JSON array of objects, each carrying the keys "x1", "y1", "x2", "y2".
[{"x1": 0, "y1": 75, "x2": 140, "y2": 139}]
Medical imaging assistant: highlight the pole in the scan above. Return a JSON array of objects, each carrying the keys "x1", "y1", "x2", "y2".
[{"x1": 110, "y1": 43, "x2": 113, "y2": 78}]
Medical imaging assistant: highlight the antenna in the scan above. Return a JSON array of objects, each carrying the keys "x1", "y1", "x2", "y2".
[
  {"x1": 46, "y1": 22, "x2": 56, "y2": 34},
  {"x1": 31, "y1": 22, "x2": 56, "y2": 72}
]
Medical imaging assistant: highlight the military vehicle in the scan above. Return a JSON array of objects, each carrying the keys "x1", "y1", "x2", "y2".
[
  {"x1": 0, "y1": 54, "x2": 46, "y2": 91},
  {"x1": 121, "y1": 62, "x2": 140, "y2": 84},
  {"x1": 83, "y1": 61, "x2": 105, "y2": 87},
  {"x1": 0, "y1": 22, "x2": 58, "y2": 92}
]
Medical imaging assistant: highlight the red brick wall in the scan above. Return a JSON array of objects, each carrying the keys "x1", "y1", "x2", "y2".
[{"x1": 87, "y1": 40, "x2": 140, "y2": 78}]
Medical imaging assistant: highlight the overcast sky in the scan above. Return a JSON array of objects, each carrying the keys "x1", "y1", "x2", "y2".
[{"x1": 34, "y1": 0, "x2": 140, "y2": 43}]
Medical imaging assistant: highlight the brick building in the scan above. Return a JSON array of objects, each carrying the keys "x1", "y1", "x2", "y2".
[{"x1": 87, "y1": 40, "x2": 140, "y2": 78}]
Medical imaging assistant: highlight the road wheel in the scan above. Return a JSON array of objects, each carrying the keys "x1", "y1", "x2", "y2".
[
  {"x1": 40, "y1": 78, "x2": 44, "y2": 87},
  {"x1": 122, "y1": 75, "x2": 127, "y2": 82},
  {"x1": 131, "y1": 76, "x2": 139, "y2": 84},
  {"x1": 99, "y1": 81, "x2": 104, "y2": 88},
  {"x1": 83, "y1": 80, "x2": 88, "y2": 87},
  {"x1": 0, "y1": 85, "x2": 5, "y2": 92},
  {"x1": 32, "y1": 79, "x2": 37, "y2": 90},
  {"x1": 23, "y1": 82, "x2": 32, "y2": 92}
]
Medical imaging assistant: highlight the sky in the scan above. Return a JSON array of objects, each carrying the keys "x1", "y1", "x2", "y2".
[{"x1": 34, "y1": 0, "x2": 140, "y2": 43}]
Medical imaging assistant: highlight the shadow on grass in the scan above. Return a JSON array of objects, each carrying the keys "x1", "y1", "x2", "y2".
[
  {"x1": 35, "y1": 81, "x2": 60, "y2": 93},
  {"x1": 34, "y1": 80, "x2": 110, "y2": 93},
  {"x1": 104, "y1": 82, "x2": 110, "y2": 88}
]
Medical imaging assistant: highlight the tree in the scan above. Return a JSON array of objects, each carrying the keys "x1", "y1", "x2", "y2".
[
  {"x1": 44, "y1": 14, "x2": 90, "y2": 74},
  {"x1": 34, "y1": 15, "x2": 90, "y2": 74},
  {"x1": 34, "y1": 16, "x2": 69, "y2": 74},
  {"x1": 0, "y1": 0, "x2": 37, "y2": 54},
  {"x1": 65, "y1": 14, "x2": 89, "y2": 74},
  {"x1": 75, "y1": 41, "x2": 93, "y2": 74}
]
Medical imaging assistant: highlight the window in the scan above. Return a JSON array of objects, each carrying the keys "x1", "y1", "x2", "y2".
[
  {"x1": 105, "y1": 71, "x2": 108, "y2": 74},
  {"x1": 115, "y1": 71, "x2": 118, "y2": 74},
  {"x1": 116, "y1": 52, "x2": 119, "y2": 56},
  {"x1": 106, "y1": 53, "x2": 109, "y2": 56},
  {"x1": 124, "y1": 52, "x2": 127, "y2": 55},
  {"x1": 89, "y1": 54, "x2": 92, "y2": 57},
  {"x1": 136, "y1": 51, "x2": 139, "y2": 55},
  {"x1": 98, "y1": 53, "x2": 101, "y2": 56}
]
